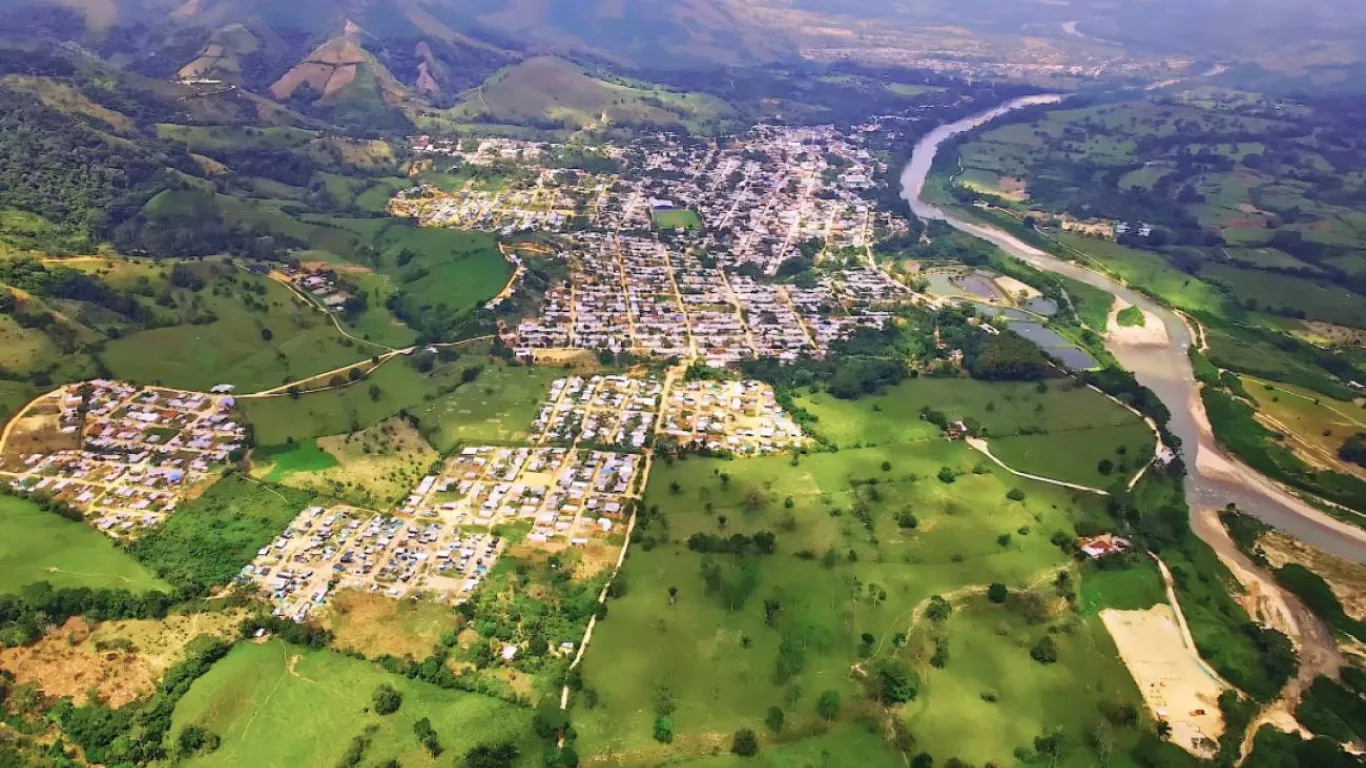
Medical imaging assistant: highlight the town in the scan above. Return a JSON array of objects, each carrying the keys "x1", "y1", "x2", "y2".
[{"x1": 0, "y1": 380, "x2": 246, "y2": 536}]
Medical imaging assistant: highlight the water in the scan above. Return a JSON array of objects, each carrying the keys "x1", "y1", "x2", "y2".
[
  {"x1": 899, "y1": 96, "x2": 1366, "y2": 563},
  {"x1": 1010, "y1": 322, "x2": 1099, "y2": 370}
]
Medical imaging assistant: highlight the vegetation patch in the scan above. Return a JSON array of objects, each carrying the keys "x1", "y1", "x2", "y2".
[
  {"x1": 129, "y1": 475, "x2": 316, "y2": 594},
  {"x1": 1116, "y1": 305, "x2": 1146, "y2": 327},
  {"x1": 0, "y1": 612, "x2": 240, "y2": 708},
  {"x1": 169, "y1": 640, "x2": 536, "y2": 768},
  {"x1": 0, "y1": 494, "x2": 168, "y2": 594},
  {"x1": 259, "y1": 417, "x2": 439, "y2": 511}
]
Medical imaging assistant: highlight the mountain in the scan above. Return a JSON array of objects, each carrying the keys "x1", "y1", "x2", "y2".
[
  {"x1": 268, "y1": 22, "x2": 404, "y2": 105},
  {"x1": 444, "y1": 55, "x2": 736, "y2": 132}
]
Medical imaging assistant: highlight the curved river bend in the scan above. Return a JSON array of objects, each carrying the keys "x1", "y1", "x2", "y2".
[{"x1": 900, "y1": 96, "x2": 1366, "y2": 563}]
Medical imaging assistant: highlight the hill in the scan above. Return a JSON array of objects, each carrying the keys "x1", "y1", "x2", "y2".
[{"x1": 446, "y1": 55, "x2": 736, "y2": 132}]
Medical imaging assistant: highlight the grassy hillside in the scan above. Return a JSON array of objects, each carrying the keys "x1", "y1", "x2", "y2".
[{"x1": 444, "y1": 56, "x2": 736, "y2": 133}]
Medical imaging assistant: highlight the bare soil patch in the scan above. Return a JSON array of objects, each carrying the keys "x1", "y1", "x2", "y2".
[
  {"x1": 1100, "y1": 606, "x2": 1228, "y2": 757},
  {"x1": 0, "y1": 613, "x2": 240, "y2": 708},
  {"x1": 325, "y1": 589, "x2": 454, "y2": 660}
]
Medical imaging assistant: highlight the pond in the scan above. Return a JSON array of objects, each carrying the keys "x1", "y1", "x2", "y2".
[
  {"x1": 1024, "y1": 297, "x2": 1059, "y2": 316},
  {"x1": 1011, "y1": 321, "x2": 1097, "y2": 369}
]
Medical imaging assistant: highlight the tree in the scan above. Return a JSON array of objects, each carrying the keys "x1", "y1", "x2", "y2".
[
  {"x1": 465, "y1": 741, "x2": 519, "y2": 768},
  {"x1": 653, "y1": 716, "x2": 674, "y2": 744},
  {"x1": 925, "y1": 595, "x2": 952, "y2": 622},
  {"x1": 1098, "y1": 459, "x2": 1114, "y2": 476},
  {"x1": 532, "y1": 700, "x2": 568, "y2": 740},
  {"x1": 1030, "y1": 636, "x2": 1059, "y2": 664},
  {"x1": 1007, "y1": 488, "x2": 1025, "y2": 501},
  {"x1": 372, "y1": 684, "x2": 402, "y2": 715},
  {"x1": 937, "y1": 467, "x2": 956, "y2": 484},
  {"x1": 668, "y1": 586, "x2": 679, "y2": 605},
  {"x1": 987, "y1": 583, "x2": 1008, "y2": 603},
  {"x1": 765, "y1": 706, "x2": 785, "y2": 734},
  {"x1": 368, "y1": 383, "x2": 382, "y2": 401},
  {"x1": 816, "y1": 690, "x2": 842, "y2": 721},
  {"x1": 876, "y1": 661, "x2": 920, "y2": 704},
  {"x1": 260, "y1": 327, "x2": 273, "y2": 342},
  {"x1": 731, "y1": 729, "x2": 759, "y2": 757}
]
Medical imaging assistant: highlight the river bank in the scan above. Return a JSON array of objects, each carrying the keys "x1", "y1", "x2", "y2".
[{"x1": 898, "y1": 95, "x2": 1366, "y2": 565}]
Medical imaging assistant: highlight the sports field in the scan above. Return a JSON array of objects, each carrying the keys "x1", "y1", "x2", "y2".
[
  {"x1": 171, "y1": 641, "x2": 535, "y2": 768},
  {"x1": 651, "y1": 209, "x2": 704, "y2": 230},
  {"x1": 0, "y1": 495, "x2": 168, "y2": 594}
]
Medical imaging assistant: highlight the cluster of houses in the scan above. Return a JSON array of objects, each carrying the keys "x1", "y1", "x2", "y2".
[
  {"x1": 241, "y1": 505, "x2": 506, "y2": 622},
  {"x1": 631, "y1": 124, "x2": 904, "y2": 272},
  {"x1": 278, "y1": 265, "x2": 353, "y2": 311},
  {"x1": 1, "y1": 380, "x2": 246, "y2": 537},
  {"x1": 660, "y1": 380, "x2": 806, "y2": 455},
  {"x1": 408, "y1": 136, "x2": 550, "y2": 166},
  {"x1": 424, "y1": 446, "x2": 641, "y2": 546},
  {"x1": 507, "y1": 231, "x2": 902, "y2": 366},
  {"x1": 390, "y1": 172, "x2": 588, "y2": 234},
  {"x1": 397, "y1": 123, "x2": 919, "y2": 366},
  {"x1": 533, "y1": 375, "x2": 663, "y2": 450}
]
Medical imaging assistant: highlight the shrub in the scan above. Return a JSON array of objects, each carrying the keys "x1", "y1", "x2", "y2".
[
  {"x1": 1030, "y1": 636, "x2": 1058, "y2": 664},
  {"x1": 731, "y1": 728, "x2": 759, "y2": 757},
  {"x1": 372, "y1": 684, "x2": 402, "y2": 715}
]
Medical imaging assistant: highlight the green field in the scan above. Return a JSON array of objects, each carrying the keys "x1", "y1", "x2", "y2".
[
  {"x1": 242, "y1": 356, "x2": 550, "y2": 447},
  {"x1": 795, "y1": 378, "x2": 1147, "y2": 453},
  {"x1": 992, "y1": 423, "x2": 1156, "y2": 488},
  {"x1": 171, "y1": 641, "x2": 536, "y2": 768},
  {"x1": 573, "y1": 436, "x2": 1122, "y2": 765},
  {"x1": 1057, "y1": 274, "x2": 1115, "y2": 331},
  {"x1": 0, "y1": 495, "x2": 168, "y2": 593},
  {"x1": 101, "y1": 271, "x2": 369, "y2": 392},
  {"x1": 410, "y1": 363, "x2": 563, "y2": 451},
  {"x1": 902, "y1": 600, "x2": 1144, "y2": 767},
  {"x1": 1201, "y1": 263, "x2": 1366, "y2": 328},
  {"x1": 652, "y1": 209, "x2": 704, "y2": 230},
  {"x1": 1078, "y1": 558, "x2": 1167, "y2": 615},
  {"x1": 129, "y1": 475, "x2": 315, "y2": 592},
  {"x1": 1056, "y1": 234, "x2": 1227, "y2": 315},
  {"x1": 256, "y1": 440, "x2": 340, "y2": 482}
]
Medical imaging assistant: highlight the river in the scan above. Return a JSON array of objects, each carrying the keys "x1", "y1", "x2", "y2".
[{"x1": 900, "y1": 95, "x2": 1366, "y2": 563}]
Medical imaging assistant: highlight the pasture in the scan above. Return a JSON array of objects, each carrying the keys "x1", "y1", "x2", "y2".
[
  {"x1": 0, "y1": 495, "x2": 168, "y2": 594},
  {"x1": 101, "y1": 272, "x2": 369, "y2": 392},
  {"x1": 793, "y1": 377, "x2": 1149, "y2": 461},
  {"x1": 992, "y1": 423, "x2": 1156, "y2": 488},
  {"x1": 1239, "y1": 376, "x2": 1366, "y2": 479},
  {"x1": 902, "y1": 599, "x2": 1145, "y2": 767},
  {"x1": 1201, "y1": 264, "x2": 1366, "y2": 329},
  {"x1": 241, "y1": 357, "x2": 553, "y2": 448},
  {"x1": 256, "y1": 418, "x2": 440, "y2": 509},
  {"x1": 170, "y1": 640, "x2": 535, "y2": 768},
  {"x1": 572, "y1": 435, "x2": 1118, "y2": 765}
]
